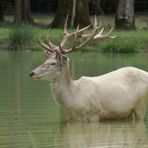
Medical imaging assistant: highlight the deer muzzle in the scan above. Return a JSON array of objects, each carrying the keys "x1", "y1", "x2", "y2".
[{"x1": 29, "y1": 72, "x2": 35, "y2": 77}]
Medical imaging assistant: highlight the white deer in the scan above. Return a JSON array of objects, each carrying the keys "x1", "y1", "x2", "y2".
[{"x1": 30, "y1": 17, "x2": 148, "y2": 122}]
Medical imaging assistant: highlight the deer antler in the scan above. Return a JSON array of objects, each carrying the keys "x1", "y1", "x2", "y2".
[
  {"x1": 60, "y1": 16, "x2": 116, "y2": 54},
  {"x1": 39, "y1": 15, "x2": 116, "y2": 55},
  {"x1": 60, "y1": 15, "x2": 91, "y2": 48},
  {"x1": 39, "y1": 38, "x2": 53, "y2": 52}
]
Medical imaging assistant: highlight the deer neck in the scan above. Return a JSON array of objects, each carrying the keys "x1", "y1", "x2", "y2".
[
  {"x1": 51, "y1": 63, "x2": 74, "y2": 107},
  {"x1": 55, "y1": 63, "x2": 73, "y2": 86}
]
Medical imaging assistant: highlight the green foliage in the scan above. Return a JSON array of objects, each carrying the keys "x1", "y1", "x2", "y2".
[
  {"x1": 100, "y1": 39, "x2": 138, "y2": 53},
  {"x1": 0, "y1": 26, "x2": 147, "y2": 53},
  {"x1": 8, "y1": 24, "x2": 34, "y2": 51},
  {"x1": 99, "y1": 30, "x2": 148, "y2": 53}
]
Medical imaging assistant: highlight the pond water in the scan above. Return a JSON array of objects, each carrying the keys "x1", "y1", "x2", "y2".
[{"x1": 0, "y1": 50, "x2": 148, "y2": 148}]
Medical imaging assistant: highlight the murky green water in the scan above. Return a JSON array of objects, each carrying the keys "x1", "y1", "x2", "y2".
[{"x1": 0, "y1": 50, "x2": 148, "y2": 148}]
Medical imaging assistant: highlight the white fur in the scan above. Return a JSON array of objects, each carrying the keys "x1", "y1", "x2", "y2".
[
  {"x1": 51, "y1": 66, "x2": 148, "y2": 121},
  {"x1": 31, "y1": 58, "x2": 148, "y2": 122}
]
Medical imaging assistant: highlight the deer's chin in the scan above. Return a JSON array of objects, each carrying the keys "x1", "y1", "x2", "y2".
[
  {"x1": 31, "y1": 75, "x2": 41, "y2": 80},
  {"x1": 33, "y1": 75, "x2": 54, "y2": 81}
]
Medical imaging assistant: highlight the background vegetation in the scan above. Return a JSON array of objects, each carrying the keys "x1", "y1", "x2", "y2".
[{"x1": 0, "y1": 0, "x2": 147, "y2": 53}]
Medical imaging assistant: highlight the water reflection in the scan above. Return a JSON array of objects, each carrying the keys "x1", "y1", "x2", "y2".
[
  {"x1": 56, "y1": 121, "x2": 147, "y2": 148},
  {"x1": 0, "y1": 120, "x2": 147, "y2": 147},
  {"x1": 0, "y1": 50, "x2": 148, "y2": 147}
]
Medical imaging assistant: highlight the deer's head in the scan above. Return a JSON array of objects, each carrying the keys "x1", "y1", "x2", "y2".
[{"x1": 29, "y1": 16, "x2": 115, "y2": 81}]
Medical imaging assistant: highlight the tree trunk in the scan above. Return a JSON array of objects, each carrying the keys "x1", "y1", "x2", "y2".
[
  {"x1": 50, "y1": 0, "x2": 91, "y2": 28},
  {"x1": 115, "y1": 0, "x2": 135, "y2": 30},
  {"x1": 14, "y1": 0, "x2": 33, "y2": 24},
  {"x1": 90, "y1": 0, "x2": 104, "y2": 15},
  {"x1": 0, "y1": 0, "x2": 8, "y2": 21}
]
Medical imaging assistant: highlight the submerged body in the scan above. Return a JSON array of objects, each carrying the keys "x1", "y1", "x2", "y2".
[{"x1": 51, "y1": 67, "x2": 148, "y2": 121}]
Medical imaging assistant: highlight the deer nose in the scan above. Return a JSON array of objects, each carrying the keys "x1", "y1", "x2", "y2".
[{"x1": 29, "y1": 72, "x2": 35, "y2": 77}]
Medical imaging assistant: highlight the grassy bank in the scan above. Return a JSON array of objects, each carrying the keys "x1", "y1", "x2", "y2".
[{"x1": 0, "y1": 26, "x2": 148, "y2": 53}]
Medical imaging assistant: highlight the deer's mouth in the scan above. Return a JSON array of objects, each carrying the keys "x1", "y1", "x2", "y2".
[{"x1": 32, "y1": 76, "x2": 41, "y2": 80}]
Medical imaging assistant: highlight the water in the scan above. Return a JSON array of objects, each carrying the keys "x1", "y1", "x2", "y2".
[{"x1": 0, "y1": 50, "x2": 148, "y2": 148}]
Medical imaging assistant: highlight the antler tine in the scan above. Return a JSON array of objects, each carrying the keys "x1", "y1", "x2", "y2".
[
  {"x1": 64, "y1": 14, "x2": 91, "y2": 37},
  {"x1": 46, "y1": 28, "x2": 58, "y2": 49},
  {"x1": 39, "y1": 38, "x2": 54, "y2": 53},
  {"x1": 64, "y1": 14, "x2": 69, "y2": 34},
  {"x1": 63, "y1": 16, "x2": 101, "y2": 53},
  {"x1": 98, "y1": 27, "x2": 104, "y2": 35},
  {"x1": 81, "y1": 24, "x2": 102, "y2": 38},
  {"x1": 94, "y1": 27, "x2": 116, "y2": 40},
  {"x1": 106, "y1": 27, "x2": 113, "y2": 35},
  {"x1": 79, "y1": 16, "x2": 102, "y2": 39},
  {"x1": 63, "y1": 25, "x2": 98, "y2": 54},
  {"x1": 60, "y1": 16, "x2": 91, "y2": 48},
  {"x1": 106, "y1": 28, "x2": 116, "y2": 38},
  {"x1": 70, "y1": 24, "x2": 91, "y2": 38},
  {"x1": 73, "y1": 24, "x2": 79, "y2": 40},
  {"x1": 71, "y1": 24, "x2": 80, "y2": 49},
  {"x1": 75, "y1": 26, "x2": 98, "y2": 49},
  {"x1": 60, "y1": 24, "x2": 80, "y2": 54},
  {"x1": 60, "y1": 15, "x2": 69, "y2": 48},
  {"x1": 106, "y1": 28, "x2": 116, "y2": 39},
  {"x1": 46, "y1": 35, "x2": 58, "y2": 49}
]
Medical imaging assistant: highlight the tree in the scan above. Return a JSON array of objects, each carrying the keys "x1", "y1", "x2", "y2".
[
  {"x1": 115, "y1": 0, "x2": 135, "y2": 30},
  {"x1": 90, "y1": 0, "x2": 104, "y2": 15},
  {"x1": 14, "y1": 0, "x2": 33, "y2": 24},
  {"x1": 50, "y1": 0, "x2": 91, "y2": 28},
  {"x1": 0, "y1": 0, "x2": 8, "y2": 21}
]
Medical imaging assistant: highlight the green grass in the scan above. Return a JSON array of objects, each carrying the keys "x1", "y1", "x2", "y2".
[
  {"x1": 100, "y1": 40, "x2": 137, "y2": 53},
  {"x1": 0, "y1": 23, "x2": 148, "y2": 53},
  {"x1": 99, "y1": 30, "x2": 148, "y2": 53},
  {"x1": 0, "y1": 14, "x2": 148, "y2": 53}
]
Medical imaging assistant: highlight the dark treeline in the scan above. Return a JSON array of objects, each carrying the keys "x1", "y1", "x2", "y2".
[
  {"x1": 28, "y1": 0, "x2": 148, "y2": 14},
  {"x1": 2, "y1": 0, "x2": 148, "y2": 15},
  {"x1": 0, "y1": 0, "x2": 148, "y2": 30},
  {"x1": 31, "y1": 0, "x2": 148, "y2": 14}
]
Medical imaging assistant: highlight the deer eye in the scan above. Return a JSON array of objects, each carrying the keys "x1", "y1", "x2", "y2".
[{"x1": 51, "y1": 62, "x2": 56, "y2": 66}]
